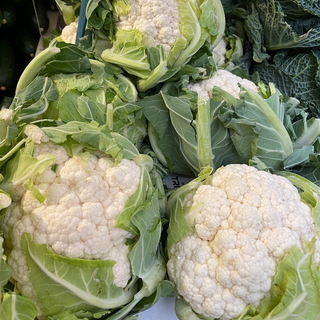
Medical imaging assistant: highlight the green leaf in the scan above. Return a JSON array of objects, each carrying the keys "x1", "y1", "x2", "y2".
[
  {"x1": 40, "y1": 42, "x2": 92, "y2": 75},
  {"x1": 101, "y1": 29, "x2": 151, "y2": 72},
  {"x1": 15, "y1": 46, "x2": 61, "y2": 94},
  {"x1": 12, "y1": 77, "x2": 59, "y2": 123},
  {"x1": 247, "y1": 0, "x2": 320, "y2": 53},
  {"x1": 21, "y1": 233, "x2": 137, "y2": 317},
  {"x1": 116, "y1": 154, "x2": 154, "y2": 234},
  {"x1": 0, "y1": 236, "x2": 12, "y2": 292},
  {"x1": 1, "y1": 141, "x2": 56, "y2": 200},
  {"x1": 216, "y1": 86, "x2": 293, "y2": 170},
  {"x1": 166, "y1": 167, "x2": 212, "y2": 253},
  {"x1": 41, "y1": 121, "x2": 123, "y2": 163},
  {"x1": 254, "y1": 49, "x2": 320, "y2": 119},
  {"x1": 175, "y1": 298, "x2": 203, "y2": 320},
  {"x1": 0, "y1": 292, "x2": 38, "y2": 320},
  {"x1": 257, "y1": 241, "x2": 320, "y2": 320},
  {"x1": 244, "y1": 3, "x2": 270, "y2": 63},
  {"x1": 112, "y1": 102, "x2": 147, "y2": 149},
  {"x1": 129, "y1": 192, "x2": 162, "y2": 280},
  {"x1": 106, "y1": 74, "x2": 138, "y2": 103},
  {"x1": 106, "y1": 192, "x2": 167, "y2": 320},
  {"x1": 198, "y1": 0, "x2": 226, "y2": 47},
  {"x1": 171, "y1": 0, "x2": 205, "y2": 68},
  {"x1": 58, "y1": 90, "x2": 108, "y2": 124},
  {"x1": 277, "y1": 0, "x2": 320, "y2": 19}
]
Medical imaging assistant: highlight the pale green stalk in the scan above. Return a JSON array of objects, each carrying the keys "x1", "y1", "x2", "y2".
[
  {"x1": 15, "y1": 46, "x2": 61, "y2": 94},
  {"x1": 196, "y1": 95, "x2": 214, "y2": 170}
]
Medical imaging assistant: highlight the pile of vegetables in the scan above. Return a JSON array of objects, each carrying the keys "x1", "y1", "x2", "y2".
[{"x1": 0, "y1": 0, "x2": 320, "y2": 319}]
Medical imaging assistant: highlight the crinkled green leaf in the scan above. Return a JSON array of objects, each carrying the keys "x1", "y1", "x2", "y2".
[
  {"x1": 254, "y1": 50, "x2": 320, "y2": 117},
  {"x1": 244, "y1": 3, "x2": 270, "y2": 62},
  {"x1": 277, "y1": 0, "x2": 320, "y2": 19}
]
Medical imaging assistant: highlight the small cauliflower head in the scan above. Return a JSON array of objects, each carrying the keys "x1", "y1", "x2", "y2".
[
  {"x1": 60, "y1": 19, "x2": 79, "y2": 44},
  {"x1": 167, "y1": 164, "x2": 320, "y2": 320},
  {"x1": 212, "y1": 37, "x2": 228, "y2": 66},
  {"x1": 1, "y1": 141, "x2": 141, "y2": 303},
  {"x1": 187, "y1": 69, "x2": 258, "y2": 99},
  {"x1": 116, "y1": 0, "x2": 181, "y2": 56}
]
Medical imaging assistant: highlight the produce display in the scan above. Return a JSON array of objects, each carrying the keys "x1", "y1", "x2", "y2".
[{"x1": 0, "y1": 0, "x2": 320, "y2": 319}]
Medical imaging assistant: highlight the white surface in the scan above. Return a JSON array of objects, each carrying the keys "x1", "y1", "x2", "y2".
[{"x1": 138, "y1": 297, "x2": 179, "y2": 320}]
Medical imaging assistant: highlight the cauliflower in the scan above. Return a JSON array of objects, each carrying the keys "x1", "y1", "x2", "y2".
[
  {"x1": 101, "y1": 0, "x2": 226, "y2": 92},
  {"x1": 187, "y1": 69, "x2": 258, "y2": 99},
  {"x1": 167, "y1": 164, "x2": 320, "y2": 320},
  {"x1": 116, "y1": 0, "x2": 181, "y2": 56},
  {"x1": 0, "y1": 108, "x2": 14, "y2": 121},
  {"x1": 0, "y1": 123, "x2": 166, "y2": 318},
  {"x1": 211, "y1": 36, "x2": 244, "y2": 67},
  {"x1": 24, "y1": 124, "x2": 50, "y2": 144},
  {"x1": 2, "y1": 141, "x2": 139, "y2": 298},
  {"x1": 60, "y1": 19, "x2": 79, "y2": 44},
  {"x1": 212, "y1": 37, "x2": 228, "y2": 66}
]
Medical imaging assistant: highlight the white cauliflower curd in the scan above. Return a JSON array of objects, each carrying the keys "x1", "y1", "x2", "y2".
[
  {"x1": 167, "y1": 164, "x2": 320, "y2": 320},
  {"x1": 1, "y1": 140, "x2": 141, "y2": 301},
  {"x1": 187, "y1": 69, "x2": 258, "y2": 99},
  {"x1": 60, "y1": 19, "x2": 79, "y2": 44},
  {"x1": 212, "y1": 37, "x2": 228, "y2": 66},
  {"x1": 116, "y1": 0, "x2": 181, "y2": 56}
]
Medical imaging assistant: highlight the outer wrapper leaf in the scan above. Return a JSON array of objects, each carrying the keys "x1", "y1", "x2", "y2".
[
  {"x1": 0, "y1": 292, "x2": 38, "y2": 320},
  {"x1": 254, "y1": 242, "x2": 320, "y2": 320},
  {"x1": 166, "y1": 167, "x2": 212, "y2": 253},
  {"x1": 21, "y1": 233, "x2": 136, "y2": 316}
]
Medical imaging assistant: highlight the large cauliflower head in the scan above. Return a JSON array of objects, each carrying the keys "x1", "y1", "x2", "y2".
[
  {"x1": 167, "y1": 164, "x2": 320, "y2": 320},
  {"x1": 2, "y1": 141, "x2": 141, "y2": 302}
]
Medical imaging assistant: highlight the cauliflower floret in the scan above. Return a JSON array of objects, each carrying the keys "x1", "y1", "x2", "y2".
[
  {"x1": 167, "y1": 164, "x2": 320, "y2": 320},
  {"x1": 0, "y1": 108, "x2": 14, "y2": 121},
  {"x1": 212, "y1": 37, "x2": 228, "y2": 66},
  {"x1": 24, "y1": 125, "x2": 50, "y2": 144},
  {"x1": 1, "y1": 142, "x2": 142, "y2": 304},
  {"x1": 116, "y1": 0, "x2": 181, "y2": 56},
  {"x1": 61, "y1": 19, "x2": 79, "y2": 44},
  {"x1": 187, "y1": 69, "x2": 258, "y2": 99}
]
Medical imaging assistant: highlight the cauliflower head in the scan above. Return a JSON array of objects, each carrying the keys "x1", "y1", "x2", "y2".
[
  {"x1": 101, "y1": 0, "x2": 225, "y2": 92},
  {"x1": 2, "y1": 141, "x2": 139, "y2": 301},
  {"x1": 0, "y1": 122, "x2": 166, "y2": 318},
  {"x1": 116, "y1": 0, "x2": 181, "y2": 56},
  {"x1": 167, "y1": 164, "x2": 320, "y2": 320},
  {"x1": 187, "y1": 69, "x2": 258, "y2": 99}
]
